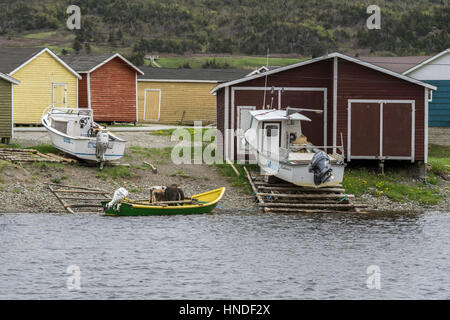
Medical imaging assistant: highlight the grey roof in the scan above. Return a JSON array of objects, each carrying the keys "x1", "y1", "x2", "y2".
[
  {"x1": 359, "y1": 56, "x2": 432, "y2": 74},
  {"x1": 0, "y1": 72, "x2": 20, "y2": 84},
  {"x1": 138, "y1": 67, "x2": 249, "y2": 82},
  {"x1": 61, "y1": 54, "x2": 117, "y2": 72},
  {"x1": 0, "y1": 47, "x2": 43, "y2": 74}
]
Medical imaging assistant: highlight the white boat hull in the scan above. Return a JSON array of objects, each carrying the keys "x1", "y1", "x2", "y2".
[
  {"x1": 41, "y1": 110, "x2": 126, "y2": 162},
  {"x1": 46, "y1": 128, "x2": 126, "y2": 162},
  {"x1": 254, "y1": 147, "x2": 345, "y2": 188}
]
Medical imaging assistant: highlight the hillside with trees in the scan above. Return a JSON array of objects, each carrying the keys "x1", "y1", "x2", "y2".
[{"x1": 0, "y1": 0, "x2": 448, "y2": 66}]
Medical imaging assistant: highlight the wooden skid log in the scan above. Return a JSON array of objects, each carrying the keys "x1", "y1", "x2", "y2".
[
  {"x1": 259, "y1": 202, "x2": 356, "y2": 209},
  {"x1": 48, "y1": 186, "x2": 75, "y2": 214},
  {"x1": 68, "y1": 204, "x2": 104, "y2": 208},
  {"x1": 47, "y1": 153, "x2": 77, "y2": 163},
  {"x1": 265, "y1": 208, "x2": 346, "y2": 214},
  {"x1": 226, "y1": 159, "x2": 240, "y2": 176},
  {"x1": 256, "y1": 186, "x2": 345, "y2": 193},
  {"x1": 59, "y1": 197, "x2": 110, "y2": 201},
  {"x1": 50, "y1": 190, "x2": 110, "y2": 194},
  {"x1": 244, "y1": 166, "x2": 265, "y2": 202},
  {"x1": 0, "y1": 148, "x2": 38, "y2": 153},
  {"x1": 253, "y1": 181, "x2": 343, "y2": 188},
  {"x1": 143, "y1": 161, "x2": 158, "y2": 174},
  {"x1": 244, "y1": 166, "x2": 270, "y2": 212},
  {"x1": 45, "y1": 183, "x2": 109, "y2": 192},
  {"x1": 266, "y1": 199, "x2": 350, "y2": 204},
  {"x1": 257, "y1": 193, "x2": 354, "y2": 199}
]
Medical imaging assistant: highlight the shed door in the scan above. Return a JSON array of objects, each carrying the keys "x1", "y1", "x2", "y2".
[
  {"x1": 52, "y1": 83, "x2": 67, "y2": 108},
  {"x1": 350, "y1": 103, "x2": 380, "y2": 158},
  {"x1": 144, "y1": 89, "x2": 161, "y2": 121},
  {"x1": 279, "y1": 90, "x2": 325, "y2": 147},
  {"x1": 348, "y1": 101, "x2": 414, "y2": 161},
  {"x1": 237, "y1": 106, "x2": 256, "y2": 151},
  {"x1": 382, "y1": 103, "x2": 412, "y2": 157}
]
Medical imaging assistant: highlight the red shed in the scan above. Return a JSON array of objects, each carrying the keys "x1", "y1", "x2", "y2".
[
  {"x1": 64, "y1": 53, "x2": 144, "y2": 122},
  {"x1": 212, "y1": 52, "x2": 437, "y2": 166}
]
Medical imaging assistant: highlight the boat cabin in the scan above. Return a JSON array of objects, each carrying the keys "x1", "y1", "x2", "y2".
[
  {"x1": 47, "y1": 108, "x2": 98, "y2": 138},
  {"x1": 245, "y1": 108, "x2": 344, "y2": 164}
]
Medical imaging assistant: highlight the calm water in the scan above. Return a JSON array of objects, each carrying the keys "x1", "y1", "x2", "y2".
[{"x1": 1, "y1": 210, "x2": 450, "y2": 299}]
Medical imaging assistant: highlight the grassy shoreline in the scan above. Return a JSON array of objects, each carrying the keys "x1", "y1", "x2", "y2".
[{"x1": 1, "y1": 138, "x2": 449, "y2": 210}]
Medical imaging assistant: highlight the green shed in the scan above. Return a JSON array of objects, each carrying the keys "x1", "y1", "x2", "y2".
[{"x1": 0, "y1": 72, "x2": 20, "y2": 144}]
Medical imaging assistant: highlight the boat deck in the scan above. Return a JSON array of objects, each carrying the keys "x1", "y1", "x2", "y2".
[{"x1": 287, "y1": 152, "x2": 342, "y2": 163}]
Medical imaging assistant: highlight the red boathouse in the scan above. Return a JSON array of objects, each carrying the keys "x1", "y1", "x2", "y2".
[
  {"x1": 64, "y1": 53, "x2": 144, "y2": 122},
  {"x1": 212, "y1": 52, "x2": 436, "y2": 165}
]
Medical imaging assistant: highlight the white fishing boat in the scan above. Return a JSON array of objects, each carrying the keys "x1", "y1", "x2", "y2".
[
  {"x1": 243, "y1": 108, "x2": 346, "y2": 187},
  {"x1": 41, "y1": 107, "x2": 126, "y2": 168}
]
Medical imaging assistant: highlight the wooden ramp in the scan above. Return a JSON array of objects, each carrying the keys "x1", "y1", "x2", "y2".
[
  {"x1": 47, "y1": 183, "x2": 111, "y2": 214},
  {"x1": 0, "y1": 148, "x2": 77, "y2": 164},
  {"x1": 243, "y1": 167, "x2": 365, "y2": 214}
]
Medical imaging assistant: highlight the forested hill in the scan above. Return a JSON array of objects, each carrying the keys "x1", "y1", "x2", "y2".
[{"x1": 0, "y1": 0, "x2": 448, "y2": 60}]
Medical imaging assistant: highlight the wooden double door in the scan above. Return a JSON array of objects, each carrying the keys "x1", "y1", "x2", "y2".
[{"x1": 348, "y1": 100, "x2": 414, "y2": 161}]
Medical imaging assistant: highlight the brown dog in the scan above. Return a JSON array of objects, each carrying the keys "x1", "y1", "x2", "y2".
[
  {"x1": 165, "y1": 184, "x2": 185, "y2": 204},
  {"x1": 149, "y1": 186, "x2": 166, "y2": 203}
]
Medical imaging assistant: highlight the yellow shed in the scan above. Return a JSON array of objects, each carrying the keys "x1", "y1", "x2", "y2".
[
  {"x1": 137, "y1": 68, "x2": 247, "y2": 125},
  {"x1": 0, "y1": 48, "x2": 81, "y2": 124}
]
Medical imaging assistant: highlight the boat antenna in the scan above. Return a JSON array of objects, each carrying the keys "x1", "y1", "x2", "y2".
[{"x1": 262, "y1": 48, "x2": 269, "y2": 109}]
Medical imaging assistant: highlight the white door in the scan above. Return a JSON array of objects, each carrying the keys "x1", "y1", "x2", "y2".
[
  {"x1": 237, "y1": 106, "x2": 256, "y2": 152},
  {"x1": 52, "y1": 83, "x2": 67, "y2": 108},
  {"x1": 262, "y1": 122, "x2": 281, "y2": 157}
]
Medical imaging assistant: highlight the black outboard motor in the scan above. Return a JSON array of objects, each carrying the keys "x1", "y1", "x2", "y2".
[{"x1": 308, "y1": 151, "x2": 333, "y2": 185}]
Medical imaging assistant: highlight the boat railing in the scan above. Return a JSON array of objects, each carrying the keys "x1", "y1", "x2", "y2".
[{"x1": 42, "y1": 105, "x2": 93, "y2": 118}]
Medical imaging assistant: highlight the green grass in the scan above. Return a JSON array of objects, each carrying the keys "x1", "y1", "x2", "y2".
[
  {"x1": 429, "y1": 144, "x2": 450, "y2": 158},
  {"x1": 342, "y1": 167, "x2": 442, "y2": 205},
  {"x1": 51, "y1": 175, "x2": 68, "y2": 184},
  {"x1": 170, "y1": 170, "x2": 192, "y2": 179},
  {"x1": 31, "y1": 161, "x2": 64, "y2": 170},
  {"x1": 130, "y1": 146, "x2": 173, "y2": 163},
  {"x1": 0, "y1": 159, "x2": 9, "y2": 184},
  {"x1": 96, "y1": 166, "x2": 132, "y2": 180},
  {"x1": 149, "y1": 128, "x2": 216, "y2": 141},
  {"x1": 27, "y1": 144, "x2": 60, "y2": 154},
  {"x1": 22, "y1": 31, "x2": 57, "y2": 40},
  {"x1": 0, "y1": 142, "x2": 23, "y2": 149},
  {"x1": 214, "y1": 163, "x2": 258, "y2": 194},
  {"x1": 428, "y1": 144, "x2": 450, "y2": 176},
  {"x1": 148, "y1": 129, "x2": 177, "y2": 137},
  {"x1": 155, "y1": 56, "x2": 307, "y2": 69},
  {"x1": 0, "y1": 143, "x2": 59, "y2": 154}
]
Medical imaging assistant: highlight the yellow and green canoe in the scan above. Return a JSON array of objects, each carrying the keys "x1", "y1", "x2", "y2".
[{"x1": 101, "y1": 187, "x2": 226, "y2": 216}]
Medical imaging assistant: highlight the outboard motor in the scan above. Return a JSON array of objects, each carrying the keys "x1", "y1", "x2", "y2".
[
  {"x1": 96, "y1": 129, "x2": 109, "y2": 169},
  {"x1": 106, "y1": 187, "x2": 129, "y2": 212},
  {"x1": 308, "y1": 151, "x2": 333, "y2": 185}
]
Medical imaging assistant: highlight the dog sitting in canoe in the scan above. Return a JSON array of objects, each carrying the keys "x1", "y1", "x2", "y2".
[{"x1": 149, "y1": 185, "x2": 185, "y2": 205}]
